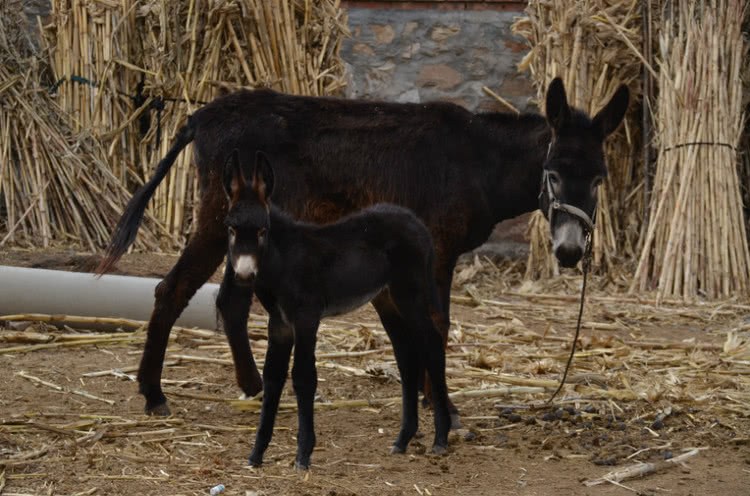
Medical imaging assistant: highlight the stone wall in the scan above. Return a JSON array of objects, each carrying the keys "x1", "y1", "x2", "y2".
[
  {"x1": 340, "y1": 3, "x2": 534, "y2": 258},
  {"x1": 340, "y1": 3, "x2": 535, "y2": 113}
]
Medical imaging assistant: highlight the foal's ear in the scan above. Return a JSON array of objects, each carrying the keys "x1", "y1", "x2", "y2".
[
  {"x1": 593, "y1": 84, "x2": 630, "y2": 137},
  {"x1": 252, "y1": 151, "x2": 275, "y2": 204},
  {"x1": 545, "y1": 77, "x2": 571, "y2": 131},
  {"x1": 223, "y1": 149, "x2": 245, "y2": 198}
]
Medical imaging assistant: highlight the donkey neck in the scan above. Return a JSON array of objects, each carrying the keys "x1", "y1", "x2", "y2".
[{"x1": 473, "y1": 112, "x2": 551, "y2": 222}]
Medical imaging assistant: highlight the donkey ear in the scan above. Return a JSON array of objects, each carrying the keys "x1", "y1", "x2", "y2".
[
  {"x1": 545, "y1": 77, "x2": 571, "y2": 131},
  {"x1": 223, "y1": 149, "x2": 245, "y2": 198},
  {"x1": 593, "y1": 84, "x2": 629, "y2": 137},
  {"x1": 253, "y1": 151, "x2": 275, "y2": 204}
]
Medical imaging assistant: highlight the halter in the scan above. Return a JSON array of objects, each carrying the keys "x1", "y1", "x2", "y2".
[
  {"x1": 542, "y1": 139, "x2": 599, "y2": 404},
  {"x1": 540, "y1": 141, "x2": 597, "y2": 236}
]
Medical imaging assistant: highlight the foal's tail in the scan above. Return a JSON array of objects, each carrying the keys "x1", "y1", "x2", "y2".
[{"x1": 96, "y1": 120, "x2": 195, "y2": 275}]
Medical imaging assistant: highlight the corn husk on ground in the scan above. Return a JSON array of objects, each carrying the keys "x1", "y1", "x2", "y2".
[
  {"x1": 631, "y1": 0, "x2": 750, "y2": 301},
  {"x1": 0, "y1": 256, "x2": 748, "y2": 492},
  {"x1": 0, "y1": 0, "x2": 161, "y2": 251},
  {"x1": 512, "y1": 0, "x2": 644, "y2": 279}
]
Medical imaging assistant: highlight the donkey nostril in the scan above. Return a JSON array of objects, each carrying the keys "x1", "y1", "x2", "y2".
[{"x1": 554, "y1": 243, "x2": 583, "y2": 268}]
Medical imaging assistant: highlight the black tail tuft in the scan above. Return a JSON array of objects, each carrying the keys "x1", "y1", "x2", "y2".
[{"x1": 97, "y1": 122, "x2": 195, "y2": 274}]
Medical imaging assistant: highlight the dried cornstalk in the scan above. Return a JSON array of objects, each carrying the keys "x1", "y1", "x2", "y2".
[
  {"x1": 631, "y1": 0, "x2": 750, "y2": 300},
  {"x1": 512, "y1": 0, "x2": 643, "y2": 278},
  {"x1": 42, "y1": 0, "x2": 349, "y2": 250},
  {"x1": 0, "y1": 1, "x2": 162, "y2": 250}
]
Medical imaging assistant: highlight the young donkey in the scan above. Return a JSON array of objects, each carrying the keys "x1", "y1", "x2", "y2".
[
  {"x1": 222, "y1": 150, "x2": 451, "y2": 469},
  {"x1": 98, "y1": 78, "x2": 628, "y2": 427}
]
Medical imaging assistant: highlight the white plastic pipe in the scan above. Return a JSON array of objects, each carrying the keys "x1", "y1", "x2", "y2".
[{"x1": 0, "y1": 265, "x2": 220, "y2": 329}]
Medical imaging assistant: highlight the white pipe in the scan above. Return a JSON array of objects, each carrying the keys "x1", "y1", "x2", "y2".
[{"x1": 0, "y1": 265, "x2": 220, "y2": 330}]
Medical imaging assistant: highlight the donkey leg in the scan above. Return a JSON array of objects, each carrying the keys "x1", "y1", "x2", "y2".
[
  {"x1": 422, "y1": 263, "x2": 462, "y2": 429},
  {"x1": 373, "y1": 293, "x2": 419, "y2": 454},
  {"x1": 389, "y1": 287, "x2": 451, "y2": 455},
  {"x1": 216, "y1": 265, "x2": 263, "y2": 398},
  {"x1": 249, "y1": 315, "x2": 293, "y2": 467},
  {"x1": 291, "y1": 315, "x2": 320, "y2": 470},
  {"x1": 422, "y1": 319, "x2": 451, "y2": 454},
  {"x1": 138, "y1": 228, "x2": 226, "y2": 415}
]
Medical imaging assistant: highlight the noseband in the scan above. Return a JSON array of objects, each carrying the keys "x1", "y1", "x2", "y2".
[
  {"x1": 541, "y1": 170, "x2": 596, "y2": 234},
  {"x1": 540, "y1": 142, "x2": 597, "y2": 236}
]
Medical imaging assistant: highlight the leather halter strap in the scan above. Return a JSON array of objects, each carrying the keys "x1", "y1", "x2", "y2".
[{"x1": 541, "y1": 141, "x2": 596, "y2": 234}]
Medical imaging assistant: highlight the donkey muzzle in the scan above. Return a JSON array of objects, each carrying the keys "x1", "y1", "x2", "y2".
[{"x1": 552, "y1": 218, "x2": 586, "y2": 268}]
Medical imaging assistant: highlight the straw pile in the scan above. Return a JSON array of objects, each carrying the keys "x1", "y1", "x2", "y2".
[
  {"x1": 512, "y1": 0, "x2": 643, "y2": 279},
  {"x1": 741, "y1": 10, "x2": 750, "y2": 249},
  {"x1": 631, "y1": 0, "x2": 750, "y2": 301},
  {"x1": 0, "y1": 0, "x2": 161, "y2": 251},
  {"x1": 2, "y1": 0, "x2": 349, "y2": 251}
]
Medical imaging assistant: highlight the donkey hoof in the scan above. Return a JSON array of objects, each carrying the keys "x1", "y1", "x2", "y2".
[
  {"x1": 294, "y1": 460, "x2": 310, "y2": 471},
  {"x1": 145, "y1": 402, "x2": 171, "y2": 417},
  {"x1": 238, "y1": 391, "x2": 263, "y2": 401},
  {"x1": 390, "y1": 444, "x2": 407, "y2": 455},
  {"x1": 431, "y1": 444, "x2": 448, "y2": 456},
  {"x1": 248, "y1": 455, "x2": 263, "y2": 468},
  {"x1": 450, "y1": 413, "x2": 463, "y2": 430}
]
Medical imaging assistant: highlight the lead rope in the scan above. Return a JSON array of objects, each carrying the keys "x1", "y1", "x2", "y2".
[{"x1": 546, "y1": 230, "x2": 593, "y2": 404}]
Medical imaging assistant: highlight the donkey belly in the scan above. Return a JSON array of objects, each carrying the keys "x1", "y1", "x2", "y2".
[{"x1": 322, "y1": 286, "x2": 384, "y2": 318}]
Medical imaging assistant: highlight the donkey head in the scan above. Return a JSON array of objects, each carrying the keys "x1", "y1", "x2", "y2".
[
  {"x1": 540, "y1": 78, "x2": 629, "y2": 268},
  {"x1": 222, "y1": 150, "x2": 275, "y2": 282}
]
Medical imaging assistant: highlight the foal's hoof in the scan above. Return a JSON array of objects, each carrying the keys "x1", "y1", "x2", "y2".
[
  {"x1": 145, "y1": 402, "x2": 171, "y2": 417},
  {"x1": 450, "y1": 413, "x2": 463, "y2": 430},
  {"x1": 390, "y1": 444, "x2": 407, "y2": 455},
  {"x1": 248, "y1": 456, "x2": 263, "y2": 468},
  {"x1": 294, "y1": 460, "x2": 310, "y2": 471},
  {"x1": 431, "y1": 444, "x2": 448, "y2": 456}
]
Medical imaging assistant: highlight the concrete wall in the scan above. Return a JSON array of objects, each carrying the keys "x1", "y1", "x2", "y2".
[{"x1": 340, "y1": 3, "x2": 535, "y2": 113}]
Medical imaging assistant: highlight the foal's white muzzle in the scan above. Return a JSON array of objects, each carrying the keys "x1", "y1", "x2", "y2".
[{"x1": 233, "y1": 255, "x2": 258, "y2": 279}]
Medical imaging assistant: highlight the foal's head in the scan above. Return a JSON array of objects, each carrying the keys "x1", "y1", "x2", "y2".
[
  {"x1": 222, "y1": 150, "x2": 275, "y2": 283},
  {"x1": 540, "y1": 78, "x2": 629, "y2": 268}
]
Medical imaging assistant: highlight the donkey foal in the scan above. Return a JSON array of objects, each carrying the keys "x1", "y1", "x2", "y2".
[{"x1": 219, "y1": 151, "x2": 450, "y2": 470}]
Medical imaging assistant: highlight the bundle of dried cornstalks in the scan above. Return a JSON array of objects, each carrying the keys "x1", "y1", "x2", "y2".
[
  {"x1": 0, "y1": 1, "x2": 161, "y2": 251},
  {"x1": 631, "y1": 0, "x2": 750, "y2": 301},
  {"x1": 512, "y1": 0, "x2": 643, "y2": 279},
  {"x1": 24, "y1": 0, "x2": 347, "y2": 250},
  {"x1": 741, "y1": 10, "x2": 750, "y2": 248}
]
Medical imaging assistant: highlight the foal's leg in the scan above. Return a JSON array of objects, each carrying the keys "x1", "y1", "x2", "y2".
[
  {"x1": 373, "y1": 293, "x2": 420, "y2": 454},
  {"x1": 249, "y1": 315, "x2": 293, "y2": 467},
  {"x1": 216, "y1": 264, "x2": 263, "y2": 398},
  {"x1": 138, "y1": 200, "x2": 227, "y2": 415},
  {"x1": 291, "y1": 314, "x2": 320, "y2": 470}
]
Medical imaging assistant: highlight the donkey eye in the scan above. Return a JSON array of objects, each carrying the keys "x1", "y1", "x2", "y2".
[
  {"x1": 548, "y1": 171, "x2": 561, "y2": 185},
  {"x1": 592, "y1": 177, "x2": 603, "y2": 190},
  {"x1": 257, "y1": 227, "x2": 267, "y2": 238}
]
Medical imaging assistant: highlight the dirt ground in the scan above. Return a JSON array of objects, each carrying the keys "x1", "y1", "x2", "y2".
[{"x1": 0, "y1": 248, "x2": 749, "y2": 496}]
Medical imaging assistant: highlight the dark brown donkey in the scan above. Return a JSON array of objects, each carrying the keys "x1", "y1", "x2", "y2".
[{"x1": 98, "y1": 78, "x2": 629, "y2": 427}]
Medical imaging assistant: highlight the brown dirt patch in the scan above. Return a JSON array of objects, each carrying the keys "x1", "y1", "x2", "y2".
[{"x1": 0, "y1": 248, "x2": 748, "y2": 495}]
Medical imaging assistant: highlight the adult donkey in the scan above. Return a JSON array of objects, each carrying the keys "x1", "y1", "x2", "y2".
[{"x1": 99, "y1": 78, "x2": 629, "y2": 427}]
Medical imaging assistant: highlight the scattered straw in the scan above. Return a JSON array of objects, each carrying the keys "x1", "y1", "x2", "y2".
[{"x1": 584, "y1": 447, "x2": 707, "y2": 486}]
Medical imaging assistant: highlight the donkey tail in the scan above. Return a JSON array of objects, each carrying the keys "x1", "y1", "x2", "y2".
[{"x1": 97, "y1": 120, "x2": 195, "y2": 274}]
